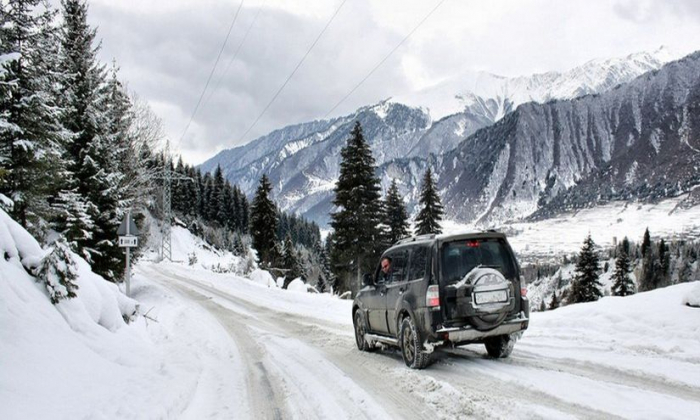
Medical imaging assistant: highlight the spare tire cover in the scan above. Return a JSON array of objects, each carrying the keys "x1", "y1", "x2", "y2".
[{"x1": 465, "y1": 268, "x2": 511, "y2": 331}]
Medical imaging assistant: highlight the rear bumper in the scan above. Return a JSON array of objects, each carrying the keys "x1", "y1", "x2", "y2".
[{"x1": 434, "y1": 312, "x2": 529, "y2": 344}]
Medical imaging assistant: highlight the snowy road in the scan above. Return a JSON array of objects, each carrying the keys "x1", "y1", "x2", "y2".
[{"x1": 140, "y1": 264, "x2": 700, "y2": 420}]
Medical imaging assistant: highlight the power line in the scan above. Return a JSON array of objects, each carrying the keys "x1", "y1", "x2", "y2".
[
  {"x1": 177, "y1": 0, "x2": 246, "y2": 150},
  {"x1": 202, "y1": 0, "x2": 267, "y2": 109},
  {"x1": 237, "y1": 0, "x2": 349, "y2": 144},
  {"x1": 323, "y1": 0, "x2": 448, "y2": 119}
]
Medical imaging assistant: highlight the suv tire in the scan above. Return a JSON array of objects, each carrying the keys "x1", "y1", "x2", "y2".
[
  {"x1": 400, "y1": 316, "x2": 430, "y2": 369},
  {"x1": 354, "y1": 311, "x2": 374, "y2": 352},
  {"x1": 484, "y1": 334, "x2": 516, "y2": 358}
]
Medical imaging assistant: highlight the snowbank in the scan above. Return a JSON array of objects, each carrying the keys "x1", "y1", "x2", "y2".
[
  {"x1": 250, "y1": 269, "x2": 277, "y2": 288},
  {"x1": 287, "y1": 278, "x2": 308, "y2": 293},
  {"x1": 523, "y1": 282, "x2": 700, "y2": 388},
  {"x1": 0, "y1": 209, "x2": 249, "y2": 419},
  {"x1": 682, "y1": 281, "x2": 700, "y2": 307},
  {"x1": 0, "y1": 209, "x2": 137, "y2": 329}
]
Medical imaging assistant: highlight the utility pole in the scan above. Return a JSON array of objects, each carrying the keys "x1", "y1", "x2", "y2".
[{"x1": 150, "y1": 140, "x2": 192, "y2": 261}]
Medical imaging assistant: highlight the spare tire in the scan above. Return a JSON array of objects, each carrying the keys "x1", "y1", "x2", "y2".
[{"x1": 467, "y1": 268, "x2": 512, "y2": 331}]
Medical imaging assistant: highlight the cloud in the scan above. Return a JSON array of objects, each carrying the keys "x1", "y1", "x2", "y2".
[
  {"x1": 90, "y1": 0, "x2": 412, "y2": 162},
  {"x1": 80, "y1": 0, "x2": 700, "y2": 165}
]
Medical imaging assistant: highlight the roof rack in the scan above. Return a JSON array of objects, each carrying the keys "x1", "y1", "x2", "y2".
[{"x1": 394, "y1": 233, "x2": 436, "y2": 245}]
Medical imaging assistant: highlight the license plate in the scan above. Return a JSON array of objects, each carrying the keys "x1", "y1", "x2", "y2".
[{"x1": 474, "y1": 290, "x2": 508, "y2": 304}]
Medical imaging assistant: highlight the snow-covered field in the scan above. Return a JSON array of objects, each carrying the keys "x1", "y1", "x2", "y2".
[
  {"x1": 3, "y1": 207, "x2": 700, "y2": 419},
  {"x1": 442, "y1": 195, "x2": 700, "y2": 260}
]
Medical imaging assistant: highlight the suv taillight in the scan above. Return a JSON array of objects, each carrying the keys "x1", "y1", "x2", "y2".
[
  {"x1": 426, "y1": 285, "x2": 440, "y2": 308},
  {"x1": 520, "y1": 275, "x2": 527, "y2": 297}
]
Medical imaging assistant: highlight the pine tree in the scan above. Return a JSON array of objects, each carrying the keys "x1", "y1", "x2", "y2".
[
  {"x1": 34, "y1": 237, "x2": 79, "y2": 304},
  {"x1": 612, "y1": 238, "x2": 635, "y2": 296},
  {"x1": 0, "y1": 0, "x2": 68, "y2": 232},
  {"x1": 313, "y1": 239, "x2": 330, "y2": 293},
  {"x1": 249, "y1": 174, "x2": 278, "y2": 267},
  {"x1": 211, "y1": 165, "x2": 225, "y2": 223},
  {"x1": 56, "y1": 0, "x2": 129, "y2": 281},
  {"x1": 282, "y1": 234, "x2": 301, "y2": 287},
  {"x1": 240, "y1": 193, "x2": 249, "y2": 234},
  {"x1": 641, "y1": 228, "x2": 651, "y2": 257},
  {"x1": 324, "y1": 233, "x2": 337, "y2": 292},
  {"x1": 384, "y1": 178, "x2": 410, "y2": 244},
  {"x1": 548, "y1": 291, "x2": 560, "y2": 310},
  {"x1": 568, "y1": 234, "x2": 602, "y2": 304},
  {"x1": 415, "y1": 167, "x2": 444, "y2": 235},
  {"x1": 658, "y1": 239, "x2": 670, "y2": 286},
  {"x1": 330, "y1": 121, "x2": 384, "y2": 294},
  {"x1": 232, "y1": 233, "x2": 245, "y2": 256},
  {"x1": 219, "y1": 182, "x2": 233, "y2": 228}
]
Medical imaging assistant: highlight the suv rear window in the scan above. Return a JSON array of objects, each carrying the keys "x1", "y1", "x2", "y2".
[{"x1": 441, "y1": 238, "x2": 516, "y2": 284}]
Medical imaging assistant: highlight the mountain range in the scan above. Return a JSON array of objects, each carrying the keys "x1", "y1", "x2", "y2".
[{"x1": 200, "y1": 47, "x2": 700, "y2": 227}]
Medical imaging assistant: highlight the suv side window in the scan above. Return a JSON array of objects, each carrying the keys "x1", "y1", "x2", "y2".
[
  {"x1": 386, "y1": 249, "x2": 409, "y2": 283},
  {"x1": 408, "y1": 246, "x2": 429, "y2": 281}
]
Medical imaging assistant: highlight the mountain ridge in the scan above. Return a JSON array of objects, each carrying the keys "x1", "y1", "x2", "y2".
[{"x1": 200, "y1": 47, "x2": 694, "y2": 227}]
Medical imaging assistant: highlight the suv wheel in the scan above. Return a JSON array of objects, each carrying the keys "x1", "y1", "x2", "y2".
[
  {"x1": 400, "y1": 316, "x2": 430, "y2": 369},
  {"x1": 484, "y1": 334, "x2": 516, "y2": 358},
  {"x1": 354, "y1": 311, "x2": 373, "y2": 352}
]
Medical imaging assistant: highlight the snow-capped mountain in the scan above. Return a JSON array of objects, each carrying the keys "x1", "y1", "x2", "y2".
[
  {"x1": 200, "y1": 47, "x2": 686, "y2": 226},
  {"x1": 401, "y1": 46, "x2": 677, "y2": 157},
  {"x1": 436, "y1": 51, "x2": 700, "y2": 225}
]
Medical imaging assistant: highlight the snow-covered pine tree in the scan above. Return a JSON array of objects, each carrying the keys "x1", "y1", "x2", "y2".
[
  {"x1": 612, "y1": 237, "x2": 635, "y2": 296},
  {"x1": 250, "y1": 174, "x2": 279, "y2": 268},
  {"x1": 57, "y1": 0, "x2": 124, "y2": 279},
  {"x1": 567, "y1": 234, "x2": 603, "y2": 304},
  {"x1": 0, "y1": 0, "x2": 69, "y2": 233},
  {"x1": 384, "y1": 178, "x2": 410, "y2": 244},
  {"x1": 313, "y1": 239, "x2": 330, "y2": 293},
  {"x1": 282, "y1": 234, "x2": 301, "y2": 288},
  {"x1": 415, "y1": 167, "x2": 444, "y2": 235},
  {"x1": 34, "y1": 237, "x2": 79, "y2": 304},
  {"x1": 52, "y1": 190, "x2": 93, "y2": 253},
  {"x1": 330, "y1": 121, "x2": 384, "y2": 294},
  {"x1": 232, "y1": 233, "x2": 245, "y2": 256},
  {"x1": 324, "y1": 232, "x2": 337, "y2": 292}
]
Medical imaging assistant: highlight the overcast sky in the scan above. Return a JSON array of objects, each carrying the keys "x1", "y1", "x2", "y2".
[{"x1": 85, "y1": 0, "x2": 700, "y2": 164}]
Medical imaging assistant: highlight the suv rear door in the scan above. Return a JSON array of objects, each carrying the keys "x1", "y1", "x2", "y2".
[{"x1": 440, "y1": 237, "x2": 520, "y2": 323}]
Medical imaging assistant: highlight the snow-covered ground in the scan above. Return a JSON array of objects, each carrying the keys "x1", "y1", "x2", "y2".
[
  {"x1": 140, "y1": 263, "x2": 700, "y2": 419},
  {"x1": 3, "y1": 209, "x2": 700, "y2": 419},
  {"x1": 442, "y1": 195, "x2": 700, "y2": 260}
]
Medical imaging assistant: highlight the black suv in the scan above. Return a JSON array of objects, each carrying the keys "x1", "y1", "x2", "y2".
[{"x1": 352, "y1": 231, "x2": 529, "y2": 369}]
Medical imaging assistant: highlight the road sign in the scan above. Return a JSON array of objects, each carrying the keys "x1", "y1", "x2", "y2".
[
  {"x1": 119, "y1": 235, "x2": 138, "y2": 248},
  {"x1": 118, "y1": 210, "x2": 139, "y2": 298},
  {"x1": 117, "y1": 217, "x2": 139, "y2": 236}
]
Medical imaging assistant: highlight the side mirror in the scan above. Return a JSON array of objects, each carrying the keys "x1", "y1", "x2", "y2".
[{"x1": 362, "y1": 273, "x2": 373, "y2": 287}]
